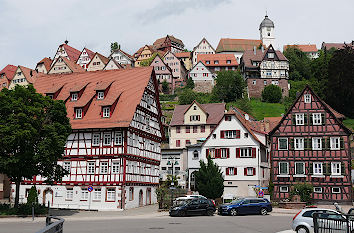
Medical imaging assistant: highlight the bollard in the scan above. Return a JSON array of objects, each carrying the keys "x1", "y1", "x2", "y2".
[{"x1": 32, "y1": 202, "x2": 34, "y2": 221}]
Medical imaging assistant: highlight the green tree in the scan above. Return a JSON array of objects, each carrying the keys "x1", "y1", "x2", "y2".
[
  {"x1": 262, "y1": 84, "x2": 282, "y2": 103},
  {"x1": 140, "y1": 53, "x2": 158, "y2": 67},
  {"x1": 195, "y1": 157, "x2": 224, "y2": 199},
  {"x1": 325, "y1": 45, "x2": 354, "y2": 118},
  {"x1": 110, "y1": 42, "x2": 120, "y2": 53},
  {"x1": 27, "y1": 186, "x2": 38, "y2": 205},
  {"x1": 162, "y1": 80, "x2": 169, "y2": 94},
  {"x1": 178, "y1": 88, "x2": 197, "y2": 105},
  {"x1": 186, "y1": 78, "x2": 194, "y2": 89},
  {"x1": 212, "y1": 70, "x2": 246, "y2": 102},
  {"x1": 283, "y1": 47, "x2": 312, "y2": 81},
  {"x1": 0, "y1": 85, "x2": 72, "y2": 208},
  {"x1": 290, "y1": 183, "x2": 313, "y2": 203}
]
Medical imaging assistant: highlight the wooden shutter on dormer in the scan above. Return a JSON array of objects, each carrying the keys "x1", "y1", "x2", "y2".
[
  {"x1": 220, "y1": 131, "x2": 224, "y2": 138},
  {"x1": 252, "y1": 148, "x2": 256, "y2": 158},
  {"x1": 236, "y1": 148, "x2": 240, "y2": 158},
  {"x1": 236, "y1": 130, "x2": 240, "y2": 139}
]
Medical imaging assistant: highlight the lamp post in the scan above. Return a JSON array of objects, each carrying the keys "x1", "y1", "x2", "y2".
[{"x1": 167, "y1": 157, "x2": 179, "y2": 207}]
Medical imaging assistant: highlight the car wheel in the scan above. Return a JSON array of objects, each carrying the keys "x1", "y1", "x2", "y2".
[
  {"x1": 207, "y1": 209, "x2": 214, "y2": 216},
  {"x1": 296, "y1": 226, "x2": 309, "y2": 233},
  {"x1": 230, "y1": 209, "x2": 238, "y2": 216},
  {"x1": 260, "y1": 208, "x2": 268, "y2": 216},
  {"x1": 178, "y1": 211, "x2": 186, "y2": 217}
]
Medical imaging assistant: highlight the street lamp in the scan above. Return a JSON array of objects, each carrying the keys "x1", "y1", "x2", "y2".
[{"x1": 167, "y1": 157, "x2": 179, "y2": 207}]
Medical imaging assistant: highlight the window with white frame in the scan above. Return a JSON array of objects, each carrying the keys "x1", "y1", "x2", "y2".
[
  {"x1": 304, "y1": 94, "x2": 311, "y2": 103},
  {"x1": 295, "y1": 162, "x2": 305, "y2": 175},
  {"x1": 92, "y1": 133, "x2": 100, "y2": 146},
  {"x1": 71, "y1": 93, "x2": 78, "y2": 101},
  {"x1": 93, "y1": 188, "x2": 101, "y2": 201},
  {"x1": 81, "y1": 189, "x2": 89, "y2": 200},
  {"x1": 279, "y1": 162, "x2": 289, "y2": 175},
  {"x1": 246, "y1": 167, "x2": 254, "y2": 176},
  {"x1": 112, "y1": 161, "x2": 120, "y2": 174},
  {"x1": 220, "y1": 148, "x2": 228, "y2": 158},
  {"x1": 103, "y1": 133, "x2": 111, "y2": 146},
  {"x1": 280, "y1": 186, "x2": 288, "y2": 192},
  {"x1": 100, "y1": 162, "x2": 108, "y2": 174},
  {"x1": 224, "y1": 130, "x2": 237, "y2": 139},
  {"x1": 63, "y1": 161, "x2": 71, "y2": 172},
  {"x1": 313, "y1": 163, "x2": 323, "y2": 175},
  {"x1": 295, "y1": 138, "x2": 304, "y2": 150},
  {"x1": 332, "y1": 187, "x2": 340, "y2": 194},
  {"x1": 87, "y1": 162, "x2": 95, "y2": 174},
  {"x1": 312, "y1": 113, "x2": 322, "y2": 125},
  {"x1": 114, "y1": 132, "x2": 123, "y2": 145},
  {"x1": 103, "y1": 107, "x2": 110, "y2": 118},
  {"x1": 208, "y1": 149, "x2": 216, "y2": 159},
  {"x1": 312, "y1": 137, "x2": 322, "y2": 150},
  {"x1": 75, "y1": 108, "x2": 82, "y2": 119},
  {"x1": 268, "y1": 53, "x2": 274, "y2": 58},
  {"x1": 240, "y1": 148, "x2": 252, "y2": 158},
  {"x1": 278, "y1": 138, "x2": 288, "y2": 150},
  {"x1": 330, "y1": 137, "x2": 340, "y2": 150},
  {"x1": 193, "y1": 150, "x2": 199, "y2": 160},
  {"x1": 314, "y1": 187, "x2": 322, "y2": 193},
  {"x1": 331, "y1": 162, "x2": 341, "y2": 176},
  {"x1": 295, "y1": 114, "x2": 304, "y2": 125},
  {"x1": 106, "y1": 188, "x2": 116, "y2": 201},
  {"x1": 66, "y1": 188, "x2": 73, "y2": 200}
]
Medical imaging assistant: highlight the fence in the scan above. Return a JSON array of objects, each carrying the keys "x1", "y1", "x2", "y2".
[
  {"x1": 36, "y1": 216, "x2": 64, "y2": 233},
  {"x1": 313, "y1": 212, "x2": 354, "y2": 233}
]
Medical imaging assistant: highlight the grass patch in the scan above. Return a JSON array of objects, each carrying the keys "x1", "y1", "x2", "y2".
[
  {"x1": 343, "y1": 118, "x2": 354, "y2": 131},
  {"x1": 249, "y1": 99, "x2": 285, "y2": 120},
  {"x1": 0, "y1": 203, "x2": 48, "y2": 216}
]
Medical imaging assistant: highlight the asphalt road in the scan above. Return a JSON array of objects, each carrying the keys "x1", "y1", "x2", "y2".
[{"x1": 0, "y1": 213, "x2": 293, "y2": 233}]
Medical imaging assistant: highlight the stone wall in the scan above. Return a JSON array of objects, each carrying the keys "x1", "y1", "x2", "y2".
[
  {"x1": 193, "y1": 81, "x2": 214, "y2": 93},
  {"x1": 247, "y1": 78, "x2": 289, "y2": 98}
]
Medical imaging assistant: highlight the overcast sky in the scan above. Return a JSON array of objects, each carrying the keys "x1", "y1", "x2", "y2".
[{"x1": 0, "y1": 0, "x2": 353, "y2": 69}]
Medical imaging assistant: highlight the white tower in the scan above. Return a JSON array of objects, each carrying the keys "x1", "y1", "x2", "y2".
[{"x1": 259, "y1": 14, "x2": 275, "y2": 48}]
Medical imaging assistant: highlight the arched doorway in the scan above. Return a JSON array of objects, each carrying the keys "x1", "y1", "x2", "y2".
[
  {"x1": 139, "y1": 190, "x2": 144, "y2": 207},
  {"x1": 146, "y1": 188, "x2": 151, "y2": 205},
  {"x1": 43, "y1": 188, "x2": 53, "y2": 207}
]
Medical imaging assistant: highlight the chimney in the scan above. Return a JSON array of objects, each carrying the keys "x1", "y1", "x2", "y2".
[
  {"x1": 253, "y1": 46, "x2": 256, "y2": 55},
  {"x1": 30, "y1": 70, "x2": 33, "y2": 77}
]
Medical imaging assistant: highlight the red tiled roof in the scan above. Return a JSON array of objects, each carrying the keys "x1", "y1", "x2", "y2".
[
  {"x1": 197, "y1": 54, "x2": 238, "y2": 67},
  {"x1": 283, "y1": 44, "x2": 318, "y2": 53},
  {"x1": 61, "y1": 44, "x2": 81, "y2": 62},
  {"x1": 170, "y1": 102, "x2": 225, "y2": 126},
  {"x1": 321, "y1": 42, "x2": 347, "y2": 50},
  {"x1": 242, "y1": 47, "x2": 288, "y2": 68},
  {"x1": 263, "y1": 117, "x2": 282, "y2": 133},
  {"x1": 19, "y1": 65, "x2": 38, "y2": 84},
  {"x1": 104, "y1": 58, "x2": 124, "y2": 70},
  {"x1": 175, "y1": 52, "x2": 192, "y2": 58},
  {"x1": 84, "y1": 48, "x2": 95, "y2": 60},
  {"x1": 37, "y1": 57, "x2": 53, "y2": 72},
  {"x1": 0, "y1": 64, "x2": 17, "y2": 81},
  {"x1": 62, "y1": 57, "x2": 86, "y2": 73},
  {"x1": 34, "y1": 67, "x2": 155, "y2": 129},
  {"x1": 96, "y1": 53, "x2": 109, "y2": 65},
  {"x1": 153, "y1": 35, "x2": 184, "y2": 49},
  {"x1": 113, "y1": 48, "x2": 134, "y2": 60},
  {"x1": 216, "y1": 38, "x2": 263, "y2": 53}
]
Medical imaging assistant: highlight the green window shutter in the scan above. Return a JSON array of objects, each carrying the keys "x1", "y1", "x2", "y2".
[
  {"x1": 305, "y1": 138, "x2": 311, "y2": 150},
  {"x1": 309, "y1": 114, "x2": 313, "y2": 125},
  {"x1": 290, "y1": 138, "x2": 294, "y2": 150},
  {"x1": 304, "y1": 113, "x2": 308, "y2": 125},
  {"x1": 304, "y1": 138, "x2": 308, "y2": 150},
  {"x1": 292, "y1": 114, "x2": 296, "y2": 125},
  {"x1": 340, "y1": 137, "x2": 345, "y2": 149},
  {"x1": 341, "y1": 163, "x2": 345, "y2": 175},
  {"x1": 322, "y1": 138, "x2": 326, "y2": 150},
  {"x1": 326, "y1": 138, "x2": 330, "y2": 150},
  {"x1": 325, "y1": 163, "x2": 331, "y2": 175},
  {"x1": 321, "y1": 113, "x2": 326, "y2": 125},
  {"x1": 309, "y1": 163, "x2": 313, "y2": 175}
]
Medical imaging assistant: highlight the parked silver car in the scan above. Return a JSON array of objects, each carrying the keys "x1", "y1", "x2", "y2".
[{"x1": 292, "y1": 208, "x2": 343, "y2": 233}]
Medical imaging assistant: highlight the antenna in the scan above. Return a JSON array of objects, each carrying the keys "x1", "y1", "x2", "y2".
[{"x1": 265, "y1": 10, "x2": 268, "y2": 17}]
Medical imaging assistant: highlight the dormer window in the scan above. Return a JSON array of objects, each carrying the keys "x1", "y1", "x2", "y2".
[
  {"x1": 193, "y1": 106, "x2": 197, "y2": 110},
  {"x1": 206, "y1": 61, "x2": 210, "y2": 64},
  {"x1": 75, "y1": 108, "x2": 83, "y2": 119},
  {"x1": 226, "y1": 60, "x2": 231, "y2": 64},
  {"x1": 102, "y1": 106, "x2": 110, "y2": 118},
  {"x1": 71, "y1": 92, "x2": 78, "y2": 101},
  {"x1": 304, "y1": 94, "x2": 311, "y2": 103},
  {"x1": 97, "y1": 91, "x2": 104, "y2": 100},
  {"x1": 17, "y1": 72, "x2": 22, "y2": 76},
  {"x1": 47, "y1": 94, "x2": 54, "y2": 99},
  {"x1": 268, "y1": 53, "x2": 274, "y2": 58},
  {"x1": 214, "y1": 60, "x2": 219, "y2": 64}
]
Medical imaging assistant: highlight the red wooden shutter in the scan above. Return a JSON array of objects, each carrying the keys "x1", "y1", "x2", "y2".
[
  {"x1": 234, "y1": 168, "x2": 237, "y2": 175},
  {"x1": 226, "y1": 168, "x2": 229, "y2": 175},
  {"x1": 253, "y1": 168, "x2": 256, "y2": 176},
  {"x1": 236, "y1": 130, "x2": 240, "y2": 139},
  {"x1": 244, "y1": 168, "x2": 247, "y2": 176},
  {"x1": 217, "y1": 149, "x2": 221, "y2": 158},
  {"x1": 198, "y1": 115, "x2": 200, "y2": 121},
  {"x1": 206, "y1": 149, "x2": 209, "y2": 157},
  {"x1": 190, "y1": 115, "x2": 192, "y2": 121},
  {"x1": 236, "y1": 148, "x2": 240, "y2": 158},
  {"x1": 252, "y1": 148, "x2": 256, "y2": 158},
  {"x1": 176, "y1": 140, "x2": 180, "y2": 147},
  {"x1": 227, "y1": 148, "x2": 230, "y2": 158},
  {"x1": 220, "y1": 131, "x2": 224, "y2": 138}
]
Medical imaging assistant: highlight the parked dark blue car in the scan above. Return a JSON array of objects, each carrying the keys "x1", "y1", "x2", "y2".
[{"x1": 218, "y1": 198, "x2": 272, "y2": 216}]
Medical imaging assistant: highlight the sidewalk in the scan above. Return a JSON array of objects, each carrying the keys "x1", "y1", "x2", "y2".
[{"x1": 272, "y1": 204, "x2": 354, "y2": 215}]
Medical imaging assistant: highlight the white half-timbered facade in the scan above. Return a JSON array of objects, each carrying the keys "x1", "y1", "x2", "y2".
[{"x1": 13, "y1": 67, "x2": 164, "y2": 210}]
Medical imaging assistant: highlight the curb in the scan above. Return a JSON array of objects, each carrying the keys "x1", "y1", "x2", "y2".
[{"x1": 0, "y1": 215, "x2": 47, "y2": 218}]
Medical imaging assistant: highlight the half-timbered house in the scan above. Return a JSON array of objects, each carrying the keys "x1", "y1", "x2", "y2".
[
  {"x1": 52, "y1": 41, "x2": 81, "y2": 63},
  {"x1": 13, "y1": 67, "x2": 164, "y2": 210},
  {"x1": 269, "y1": 86, "x2": 352, "y2": 202},
  {"x1": 86, "y1": 53, "x2": 109, "y2": 72},
  {"x1": 76, "y1": 48, "x2": 95, "y2": 70},
  {"x1": 48, "y1": 57, "x2": 85, "y2": 75},
  {"x1": 0, "y1": 64, "x2": 17, "y2": 91}
]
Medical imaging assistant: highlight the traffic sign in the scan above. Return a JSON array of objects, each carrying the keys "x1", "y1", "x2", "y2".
[
  {"x1": 258, "y1": 190, "x2": 264, "y2": 197},
  {"x1": 88, "y1": 186, "x2": 93, "y2": 192}
]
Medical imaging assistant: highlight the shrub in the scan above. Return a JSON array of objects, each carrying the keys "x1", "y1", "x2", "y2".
[
  {"x1": 27, "y1": 186, "x2": 38, "y2": 205},
  {"x1": 289, "y1": 183, "x2": 313, "y2": 204},
  {"x1": 262, "y1": 85, "x2": 282, "y2": 103},
  {"x1": 186, "y1": 78, "x2": 194, "y2": 89}
]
